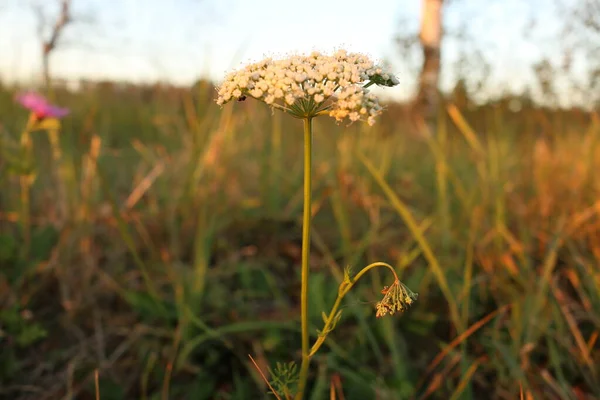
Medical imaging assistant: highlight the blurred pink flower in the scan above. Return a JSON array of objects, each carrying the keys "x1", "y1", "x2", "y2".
[{"x1": 16, "y1": 91, "x2": 69, "y2": 119}]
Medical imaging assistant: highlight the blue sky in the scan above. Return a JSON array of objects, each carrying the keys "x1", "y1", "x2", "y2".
[{"x1": 0, "y1": 0, "x2": 575, "y2": 101}]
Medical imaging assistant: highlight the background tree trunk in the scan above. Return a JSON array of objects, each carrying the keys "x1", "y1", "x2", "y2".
[
  {"x1": 414, "y1": 0, "x2": 444, "y2": 132},
  {"x1": 41, "y1": 0, "x2": 72, "y2": 90}
]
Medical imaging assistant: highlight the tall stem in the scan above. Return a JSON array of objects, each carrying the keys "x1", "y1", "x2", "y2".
[
  {"x1": 296, "y1": 117, "x2": 313, "y2": 400},
  {"x1": 19, "y1": 116, "x2": 36, "y2": 258},
  {"x1": 47, "y1": 128, "x2": 67, "y2": 226}
]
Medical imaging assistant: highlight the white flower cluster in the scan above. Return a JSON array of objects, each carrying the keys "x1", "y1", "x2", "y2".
[{"x1": 216, "y1": 50, "x2": 399, "y2": 126}]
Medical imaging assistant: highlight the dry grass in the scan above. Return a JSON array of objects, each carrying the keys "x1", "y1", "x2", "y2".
[{"x1": 0, "y1": 82, "x2": 598, "y2": 399}]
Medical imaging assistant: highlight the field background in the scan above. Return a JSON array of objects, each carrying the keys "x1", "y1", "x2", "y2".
[{"x1": 1, "y1": 1, "x2": 600, "y2": 399}]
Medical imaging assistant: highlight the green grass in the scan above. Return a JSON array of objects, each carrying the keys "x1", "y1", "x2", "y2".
[{"x1": 0, "y1": 81, "x2": 599, "y2": 400}]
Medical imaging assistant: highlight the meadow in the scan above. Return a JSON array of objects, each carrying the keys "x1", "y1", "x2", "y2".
[{"x1": 0, "y1": 80, "x2": 599, "y2": 399}]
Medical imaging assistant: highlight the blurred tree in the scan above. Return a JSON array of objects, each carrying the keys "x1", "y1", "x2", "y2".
[
  {"x1": 449, "y1": 78, "x2": 469, "y2": 109},
  {"x1": 414, "y1": 0, "x2": 445, "y2": 130},
  {"x1": 558, "y1": 0, "x2": 600, "y2": 106},
  {"x1": 33, "y1": 0, "x2": 73, "y2": 90}
]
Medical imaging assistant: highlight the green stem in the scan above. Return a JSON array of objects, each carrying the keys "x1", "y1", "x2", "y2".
[
  {"x1": 47, "y1": 128, "x2": 68, "y2": 225},
  {"x1": 19, "y1": 115, "x2": 36, "y2": 258},
  {"x1": 296, "y1": 117, "x2": 313, "y2": 400},
  {"x1": 309, "y1": 262, "x2": 398, "y2": 358},
  {"x1": 296, "y1": 260, "x2": 399, "y2": 399}
]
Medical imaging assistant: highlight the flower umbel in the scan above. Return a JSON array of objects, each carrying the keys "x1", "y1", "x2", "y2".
[
  {"x1": 16, "y1": 92, "x2": 69, "y2": 120},
  {"x1": 375, "y1": 279, "x2": 418, "y2": 318},
  {"x1": 216, "y1": 50, "x2": 399, "y2": 125}
]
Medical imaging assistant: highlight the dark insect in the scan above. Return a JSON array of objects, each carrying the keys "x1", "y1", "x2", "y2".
[{"x1": 238, "y1": 95, "x2": 247, "y2": 102}]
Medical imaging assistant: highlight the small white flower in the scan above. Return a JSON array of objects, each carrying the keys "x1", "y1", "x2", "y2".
[{"x1": 295, "y1": 73, "x2": 307, "y2": 83}]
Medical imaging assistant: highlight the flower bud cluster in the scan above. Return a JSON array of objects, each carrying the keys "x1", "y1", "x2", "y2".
[
  {"x1": 375, "y1": 280, "x2": 418, "y2": 318},
  {"x1": 216, "y1": 50, "x2": 398, "y2": 126}
]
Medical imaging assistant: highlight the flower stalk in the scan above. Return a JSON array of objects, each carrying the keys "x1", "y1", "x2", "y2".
[
  {"x1": 310, "y1": 262, "x2": 398, "y2": 357},
  {"x1": 19, "y1": 116, "x2": 36, "y2": 257},
  {"x1": 15, "y1": 92, "x2": 70, "y2": 256},
  {"x1": 297, "y1": 117, "x2": 313, "y2": 399},
  {"x1": 295, "y1": 262, "x2": 417, "y2": 399},
  {"x1": 216, "y1": 50, "x2": 417, "y2": 400}
]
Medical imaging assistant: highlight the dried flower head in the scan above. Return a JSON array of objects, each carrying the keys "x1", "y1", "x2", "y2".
[
  {"x1": 16, "y1": 92, "x2": 69, "y2": 120},
  {"x1": 216, "y1": 50, "x2": 399, "y2": 126},
  {"x1": 375, "y1": 280, "x2": 418, "y2": 318}
]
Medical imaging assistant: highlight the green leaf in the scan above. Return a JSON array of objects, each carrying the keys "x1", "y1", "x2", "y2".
[
  {"x1": 333, "y1": 310, "x2": 343, "y2": 326},
  {"x1": 30, "y1": 225, "x2": 59, "y2": 261},
  {"x1": 124, "y1": 291, "x2": 175, "y2": 323},
  {"x1": 0, "y1": 306, "x2": 47, "y2": 348},
  {"x1": 16, "y1": 323, "x2": 47, "y2": 347},
  {"x1": 0, "y1": 234, "x2": 17, "y2": 262},
  {"x1": 343, "y1": 265, "x2": 353, "y2": 283},
  {"x1": 268, "y1": 360, "x2": 299, "y2": 397},
  {"x1": 94, "y1": 377, "x2": 125, "y2": 400}
]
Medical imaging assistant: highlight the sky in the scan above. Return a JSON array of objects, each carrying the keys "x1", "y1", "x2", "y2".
[{"x1": 0, "y1": 0, "x2": 586, "y2": 103}]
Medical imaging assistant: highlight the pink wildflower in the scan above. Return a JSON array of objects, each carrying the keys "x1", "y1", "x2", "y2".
[{"x1": 16, "y1": 91, "x2": 69, "y2": 119}]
